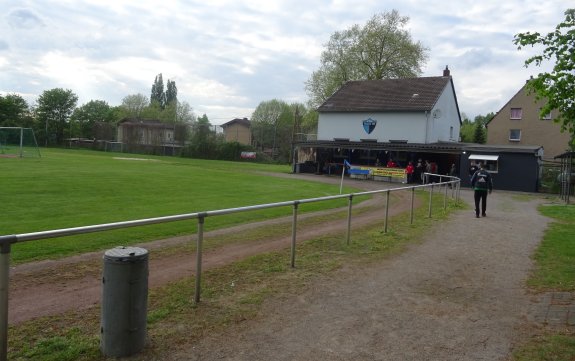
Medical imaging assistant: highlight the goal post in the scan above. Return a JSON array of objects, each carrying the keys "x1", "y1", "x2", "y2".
[{"x1": 0, "y1": 127, "x2": 41, "y2": 158}]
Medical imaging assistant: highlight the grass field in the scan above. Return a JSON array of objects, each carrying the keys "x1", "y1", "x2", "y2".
[
  {"x1": 1, "y1": 148, "x2": 360, "y2": 264},
  {"x1": 512, "y1": 203, "x2": 575, "y2": 361},
  {"x1": 8, "y1": 186, "x2": 460, "y2": 360}
]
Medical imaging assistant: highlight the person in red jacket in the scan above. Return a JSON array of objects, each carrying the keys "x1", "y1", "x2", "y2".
[
  {"x1": 387, "y1": 158, "x2": 397, "y2": 168},
  {"x1": 405, "y1": 161, "x2": 414, "y2": 183}
]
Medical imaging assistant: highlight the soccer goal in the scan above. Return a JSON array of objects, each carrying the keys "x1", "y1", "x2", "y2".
[{"x1": 0, "y1": 127, "x2": 41, "y2": 158}]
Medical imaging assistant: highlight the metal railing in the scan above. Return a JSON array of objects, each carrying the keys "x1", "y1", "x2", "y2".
[{"x1": 0, "y1": 173, "x2": 460, "y2": 360}]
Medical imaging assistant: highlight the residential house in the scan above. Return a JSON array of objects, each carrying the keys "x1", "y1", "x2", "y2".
[
  {"x1": 221, "y1": 118, "x2": 252, "y2": 145},
  {"x1": 486, "y1": 81, "x2": 572, "y2": 161},
  {"x1": 293, "y1": 68, "x2": 543, "y2": 192},
  {"x1": 117, "y1": 118, "x2": 183, "y2": 155},
  {"x1": 295, "y1": 67, "x2": 462, "y2": 175},
  {"x1": 317, "y1": 67, "x2": 461, "y2": 144}
]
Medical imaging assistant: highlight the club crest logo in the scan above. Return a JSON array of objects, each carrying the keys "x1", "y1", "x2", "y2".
[{"x1": 362, "y1": 118, "x2": 377, "y2": 134}]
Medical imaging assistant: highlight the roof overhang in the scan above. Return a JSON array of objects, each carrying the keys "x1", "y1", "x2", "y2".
[{"x1": 293, "y1": 140, "x2": 465, "y2": 154}]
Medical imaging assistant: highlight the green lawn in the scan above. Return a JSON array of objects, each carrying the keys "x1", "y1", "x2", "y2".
[
  {"x1": 8, "y1": 189, "x2": 460, "y2": 360},
  {"x1": 1, "y1": 149, "x2": 358, "y2": 263},
  {"x1": 512, "y1": 203, "x2": 575, "y2": 361},
  {"x1": 529, "y1": 204, "x2": 575, "y2": 291}
]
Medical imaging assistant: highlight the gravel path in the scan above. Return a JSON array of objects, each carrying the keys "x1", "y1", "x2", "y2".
[{"x1": 167, "y1": 188, "x2": 550, "y2": 361}]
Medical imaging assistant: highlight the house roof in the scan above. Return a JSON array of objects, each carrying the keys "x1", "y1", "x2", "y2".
[
  {"x1": 462, "y1": 143, "x2": 543, "y2": 154},
  {"x1": 221, "y1": 118, "x2": 251, "y2": 128},
  {"x1": 317, "y1": 76, "x2": 452, "y2": 113},
  {"x1": 118, "y1": 118, "x2": 174, "y2": 129},
  {"x1": 485, "y1": 82, "x2": 528, "y2": 126}
]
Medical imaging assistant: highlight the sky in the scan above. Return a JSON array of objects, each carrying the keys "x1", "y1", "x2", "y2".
[{"x1": 0, "y1": 1, "x2": 571, "y2": 125}]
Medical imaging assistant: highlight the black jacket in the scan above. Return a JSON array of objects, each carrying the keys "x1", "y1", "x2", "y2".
[{"x1": 471, "y1": 169, "x2": 493, "y2": 191}]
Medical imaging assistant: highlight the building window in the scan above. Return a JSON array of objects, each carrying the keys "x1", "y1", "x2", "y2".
[
  {"x1": 450, "y1": 126, "x2": 454, "y2": 139},
  {"x1": 469, "y1": 155, "x2": 499, "y2": 173},
  {"x1": 509, "y1": 129, "x2": 521, "y2": 141},
  {"x1": 539, "y1": 108, "x2": 552, "y2": 120},
  {"x1": 510, "y1": 108, "x2": 522, "y2": 119}
]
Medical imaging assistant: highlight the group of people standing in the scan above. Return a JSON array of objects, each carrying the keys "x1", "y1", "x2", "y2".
[
  {"x1": 409, "y1": 158, "x2": 494, "y2": 218},
  {"x1": 404, "y1": 159, "x2": 439, "y2": 184},
  {"x1": 377, "y1": 156, "x2": 495, "y2": 218}
]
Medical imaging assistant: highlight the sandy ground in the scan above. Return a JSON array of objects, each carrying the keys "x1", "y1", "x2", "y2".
[{"x1": 164, "y1": 186, "x2": 550, "y2": 361}]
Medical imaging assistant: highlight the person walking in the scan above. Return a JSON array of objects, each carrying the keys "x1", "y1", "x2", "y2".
[{"x1": 470, "y1": 162, "x2": 493, "y2": 218}]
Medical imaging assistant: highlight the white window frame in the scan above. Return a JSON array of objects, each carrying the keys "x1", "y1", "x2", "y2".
[
  {"x1": 539, "y1": 108, "x2": 552, "y2": 120},
  {"x1": 510, "y1": 108, "x2": 522, "y2": 120},
  {"x1": 469, "y1": 154, "x2": 499, "y2": 173},
  {"x1": 509, "y1": 129, "x2": 521, "y2": 142}
]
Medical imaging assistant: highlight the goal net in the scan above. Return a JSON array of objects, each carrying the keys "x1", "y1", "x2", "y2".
[{"x1": 0, "y1": 127, "x2": 41, "y2": 158}]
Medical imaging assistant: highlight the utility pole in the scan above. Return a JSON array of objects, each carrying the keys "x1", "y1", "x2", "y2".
[{"x1": 290, "y1": 106, "x2": 299, "y2": 164}]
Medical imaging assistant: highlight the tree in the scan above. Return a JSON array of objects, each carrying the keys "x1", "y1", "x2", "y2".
[
  {"x1": 459, "y1": 113, "x2": 493, "y2": 143},
  {"x1": 165, "y1": 79, "x2": 177, "y2": 106},
  {"x1": 459, "y1": 113, "x2": 474, "y2": 143},
  {"x1": 0, "y1": 94, "x2": 33, "y2": 127},
  {"x1": 305, "y1": 10, "x2": 429, "y2": 107},
  {"x1": 70, "y1": 100, "x2": 113, "y2": 139},
  {"x1": 36, "y1": 88, "x2": 78, "y2": 145},
  {"x1": 300, "y1": 109, "x2": 318, "y2": 138},
  {"x1": 472, "y1": 120, "x2": 486, "y2": 144},
  {"x1": 513, "y1": 8, "x2": 575, "y2": 136},
  {"x1": 151, "y1": 73, "x2": 166, "y2": 109},
  {"x1": 251, "y1": 100, "x2": 289, "y2": 159},
  {"x1": 175, "y1": 101, "x2": 196, "y2": 124},
  {"x1": 250, "y1": 100, "x2": 306, "y2": 162},
  {"x1": 186, "y1": 114, "x2": 218, "y2": 158},
  {"x1": 120, "y1": 94, "x2": 149, "y2": 119}
]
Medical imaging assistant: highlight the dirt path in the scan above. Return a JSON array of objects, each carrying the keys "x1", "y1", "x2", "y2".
[
  {"x1": 8, "y1": 175, "x2": 407, "y2": 324},
  {"x1": 165, "y1": 189, "x2": 551, "y2": 360}
]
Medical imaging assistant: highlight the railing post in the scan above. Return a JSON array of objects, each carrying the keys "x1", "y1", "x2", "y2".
[
  {"x1": 290, "y1": 202, "x2": 299, "y2": 268},
  {"x1": 194, "y1": 214, "x2": 206, "y2": 304},
  {"x1": 346, "y1": 195, "x2": 353, "y2": 245},
  {"x1": 428, "y1": 184, "x2": 434, "y2": 218},
  {"x1": 384, "y1": 190, "x2": 390, "y2": 233},
  {"x1": 0, "y1": 236, "x2": 15, "y2": 361},
  {"x1": 444, "y1": 181, "x2": 448, "y2": 210},
  {"x1": 410, "y1": 187, "x2": 415, "y2": 225}
]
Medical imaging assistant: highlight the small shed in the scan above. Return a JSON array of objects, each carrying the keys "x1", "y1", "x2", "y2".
[{"x1": 460, "y1": 144, "x2": 543, "y2": 193}]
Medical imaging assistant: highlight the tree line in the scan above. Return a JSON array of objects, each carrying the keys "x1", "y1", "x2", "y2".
[{"x1": 0, "y1": 73, "x2": 197, "y2": 147}]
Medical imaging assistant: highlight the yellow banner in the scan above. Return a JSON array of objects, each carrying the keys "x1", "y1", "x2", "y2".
[{"x1": 367, "y1": 167, "x2": 406, "y2": 178}]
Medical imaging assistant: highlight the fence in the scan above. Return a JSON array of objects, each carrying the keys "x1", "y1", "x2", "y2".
[{"x1": 0, "y1": 173, "x2": 460, "y2": 360}]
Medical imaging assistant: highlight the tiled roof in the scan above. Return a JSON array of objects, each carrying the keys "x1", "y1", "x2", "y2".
[
  {"x1": 317, "y1": 76, "x2": 451, "y2": 112},
  {"x1": 221, "y1": 118, "x2": 251, "y2": 127}
]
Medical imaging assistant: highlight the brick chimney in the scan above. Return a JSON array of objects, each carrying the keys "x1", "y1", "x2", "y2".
[{"x1": 443, "y1": 65, "x2": 450, "y2": 77}]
